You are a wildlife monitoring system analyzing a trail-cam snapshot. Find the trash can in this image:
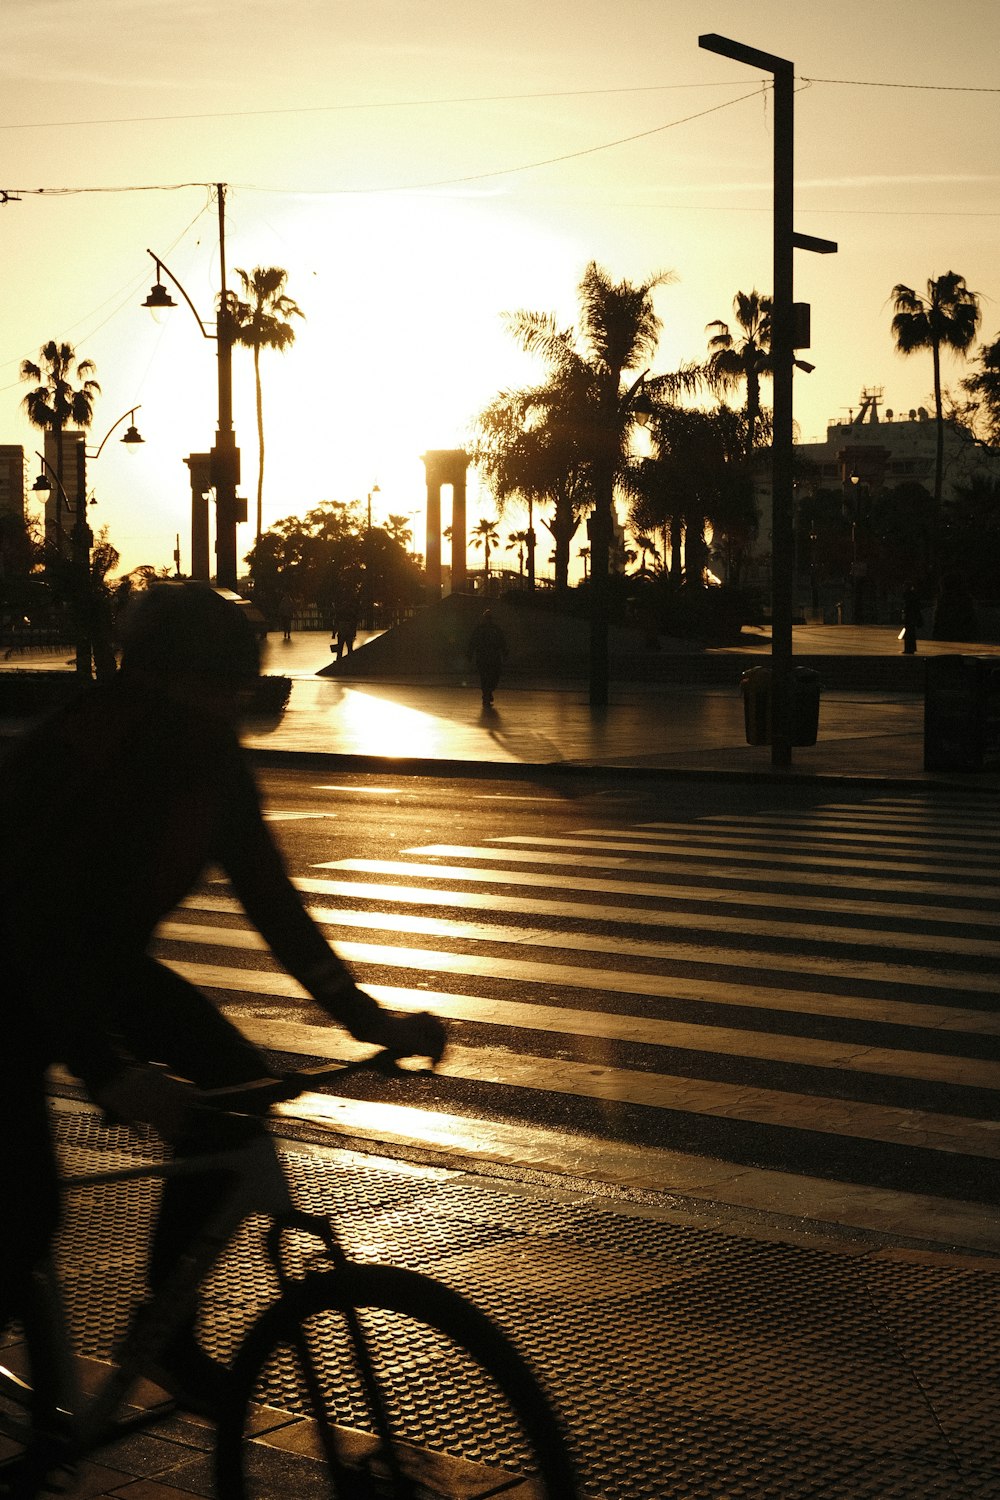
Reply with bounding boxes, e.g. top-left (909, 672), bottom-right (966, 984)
top-left (924, 655), bottom-right (1000, 771)
top-left (742, 666), bottom-right (772, 745)
top-left (741, 666), bottom-right (821, 747)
